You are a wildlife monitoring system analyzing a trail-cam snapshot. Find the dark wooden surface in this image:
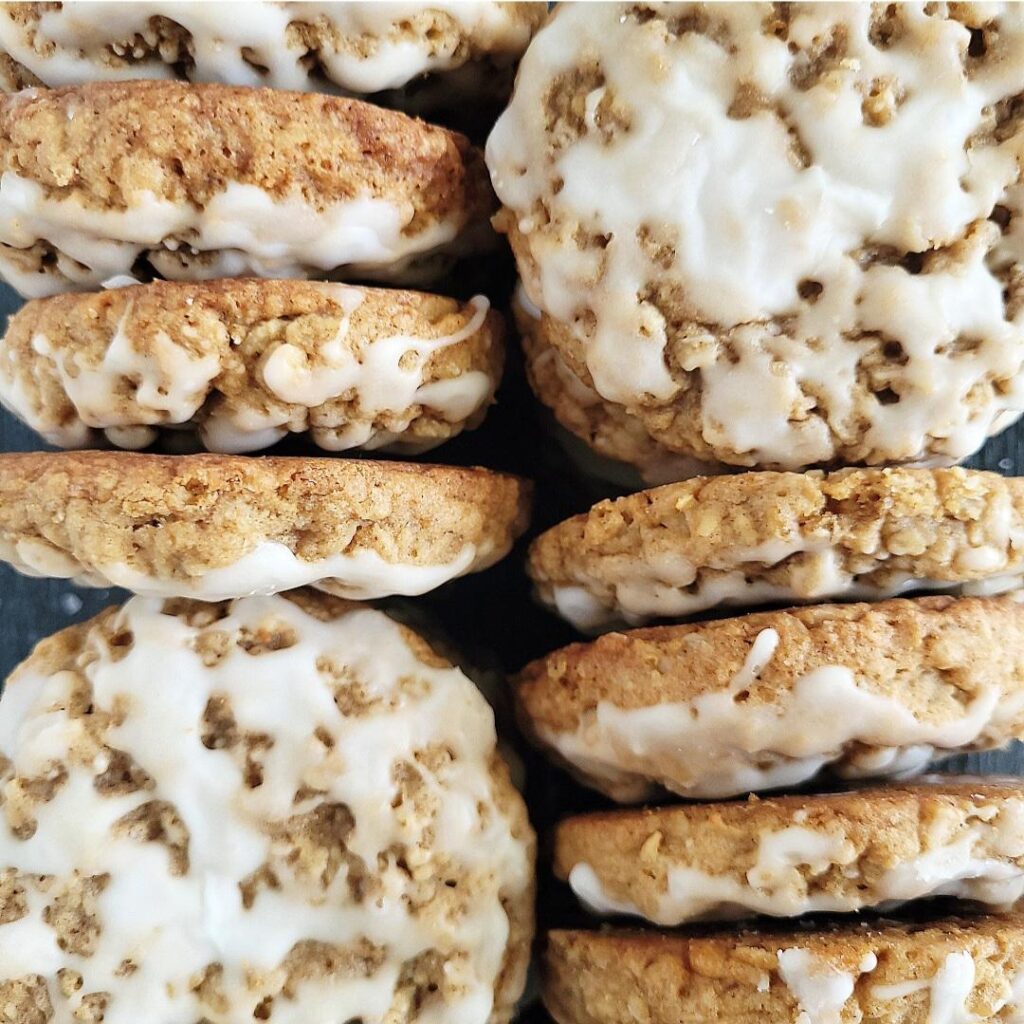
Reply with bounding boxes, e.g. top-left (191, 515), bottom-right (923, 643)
top-left (1, 276), bottom-right (1022, 1013)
